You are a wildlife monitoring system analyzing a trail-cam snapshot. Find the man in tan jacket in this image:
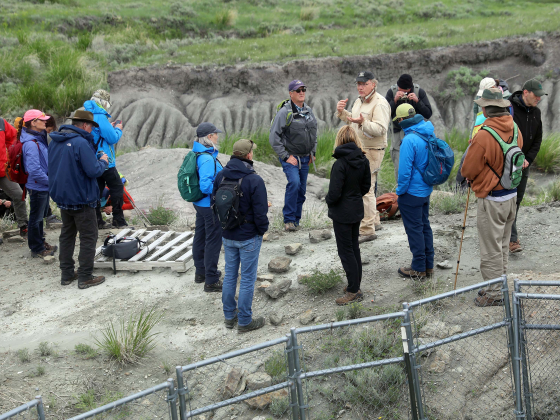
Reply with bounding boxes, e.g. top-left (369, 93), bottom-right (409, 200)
top-left (336, 71), bottom-right (391, 243)
top-left (461, 88), bottom-right (523, 307)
